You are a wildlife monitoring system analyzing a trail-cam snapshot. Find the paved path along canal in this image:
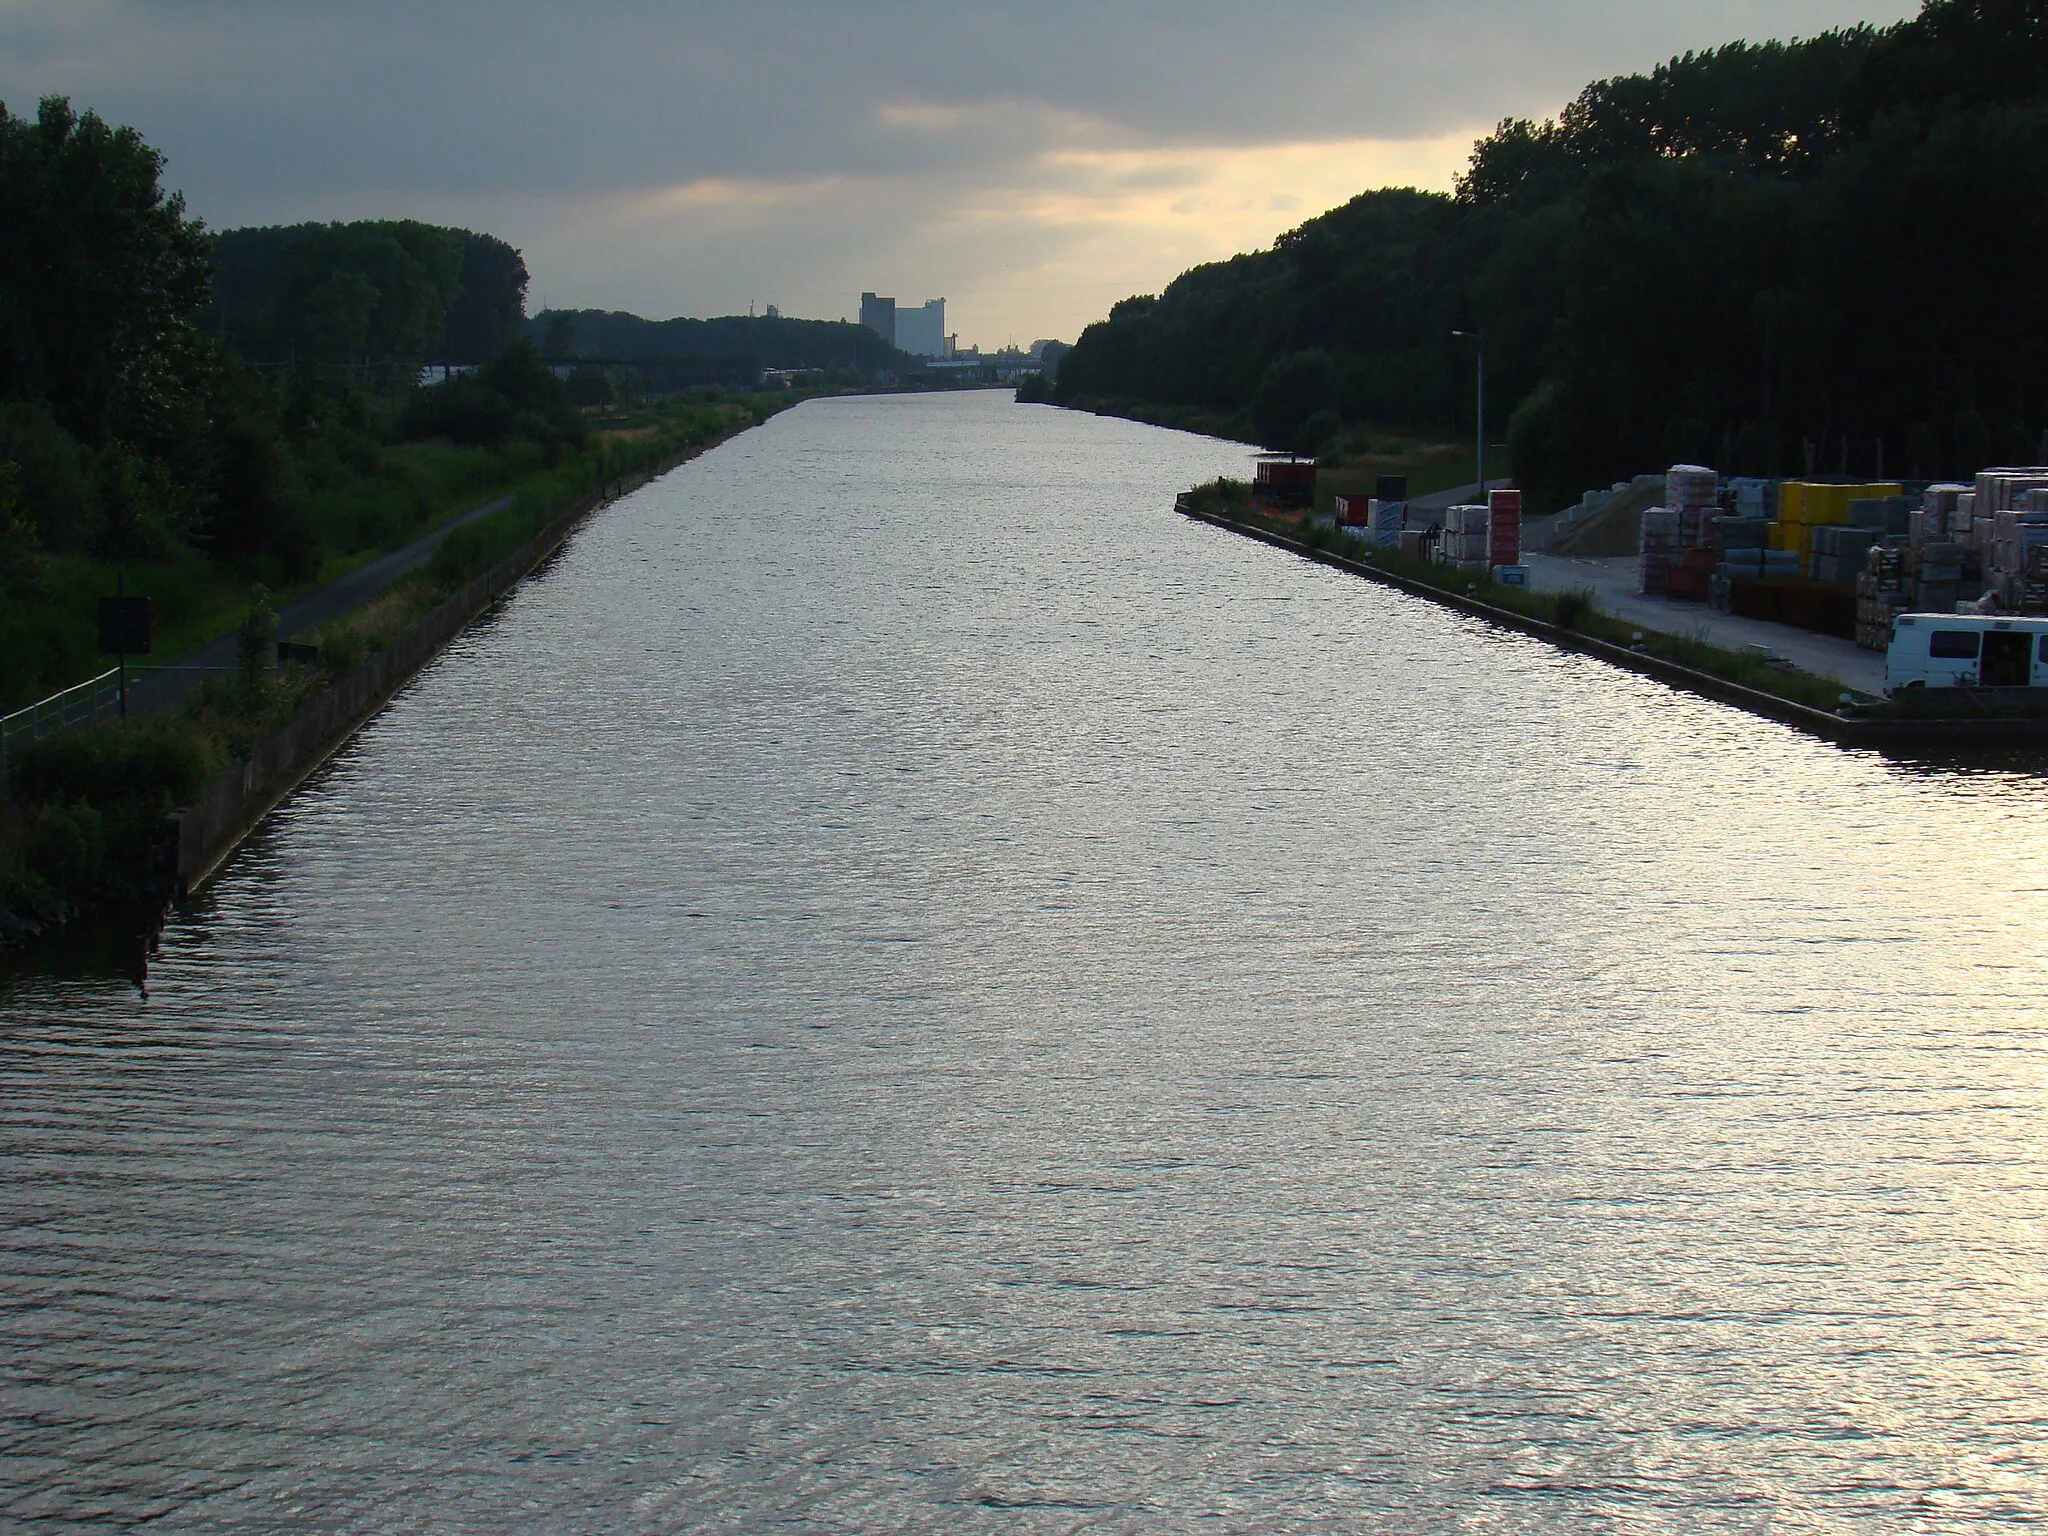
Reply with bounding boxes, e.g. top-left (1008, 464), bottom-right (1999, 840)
top-left (123, 491), bottom-right (514, 716)
top-left (5, 393), bottom-right (2047, 1532)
